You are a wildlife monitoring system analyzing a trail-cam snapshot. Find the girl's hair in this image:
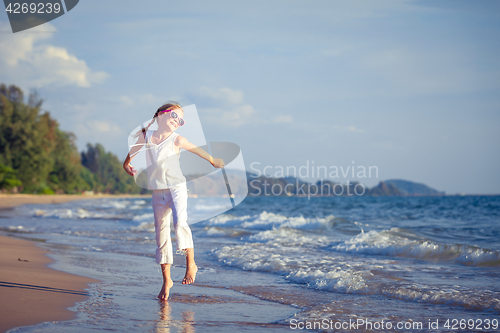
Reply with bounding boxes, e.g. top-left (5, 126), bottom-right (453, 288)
top-left (135, 101), bottom-right (182, 138)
